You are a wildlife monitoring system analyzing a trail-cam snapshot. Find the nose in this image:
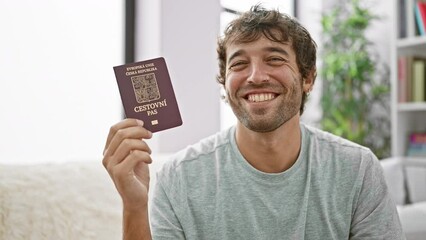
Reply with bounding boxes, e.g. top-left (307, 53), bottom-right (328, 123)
top-left (247, 62), bottom-right (269, 84)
